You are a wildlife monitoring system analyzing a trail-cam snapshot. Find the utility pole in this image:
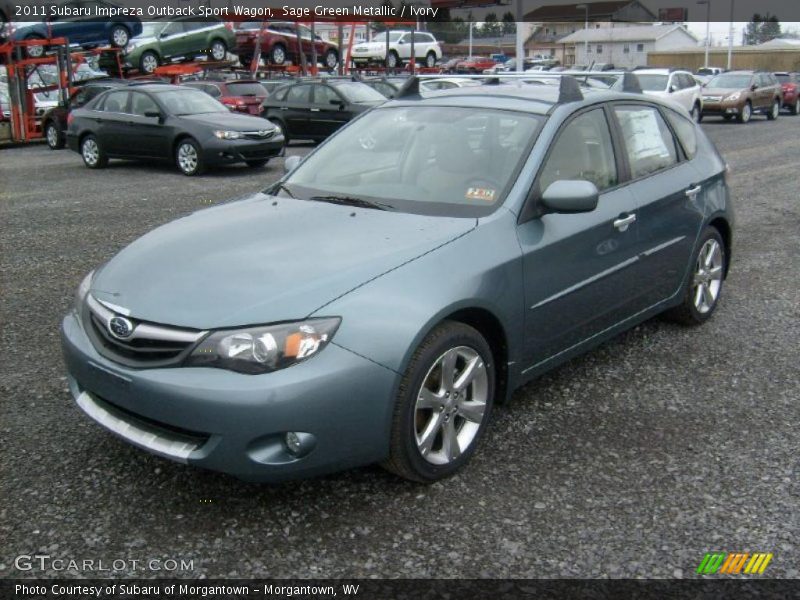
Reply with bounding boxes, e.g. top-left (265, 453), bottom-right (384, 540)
top-left (727, 0), bottom-right (734, 70)
top-left (697, 0), bottom-right (711, 68)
